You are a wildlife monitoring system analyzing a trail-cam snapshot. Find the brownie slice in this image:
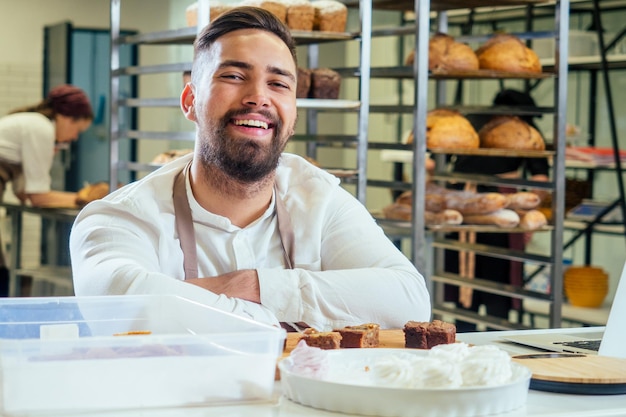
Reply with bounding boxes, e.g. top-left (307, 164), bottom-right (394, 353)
top-left (403, 320), bottom-right (456, 349)
top-left (335, 323), bottom-right (380, 348)
top-left (427, 320), bottom-right (456, 348)
top-left (403, 321), bottom-right (430, 349)
top-left (298, 328), bottom-right (342, 350)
